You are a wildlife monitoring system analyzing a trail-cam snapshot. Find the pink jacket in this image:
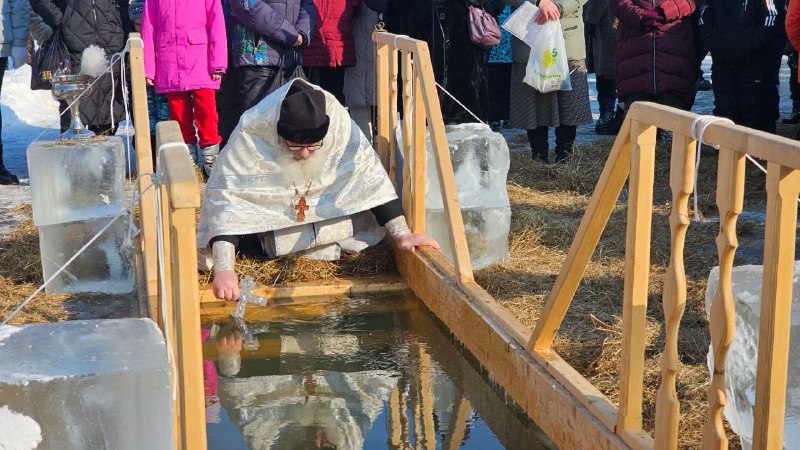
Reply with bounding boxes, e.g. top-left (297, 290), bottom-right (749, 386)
top-left (141, 0), bottom-right (227, 93)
